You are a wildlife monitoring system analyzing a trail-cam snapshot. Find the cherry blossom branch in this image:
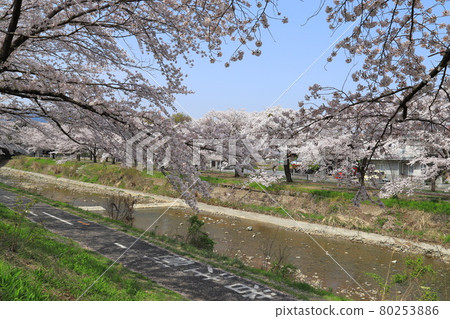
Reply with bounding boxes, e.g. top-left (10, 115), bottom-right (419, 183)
top-left (0, 0), bottom-right (22, 62)
top-left (0, 86), bottom-right (127, 124)
top-left (398, 48), bottom-right (450, 120)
